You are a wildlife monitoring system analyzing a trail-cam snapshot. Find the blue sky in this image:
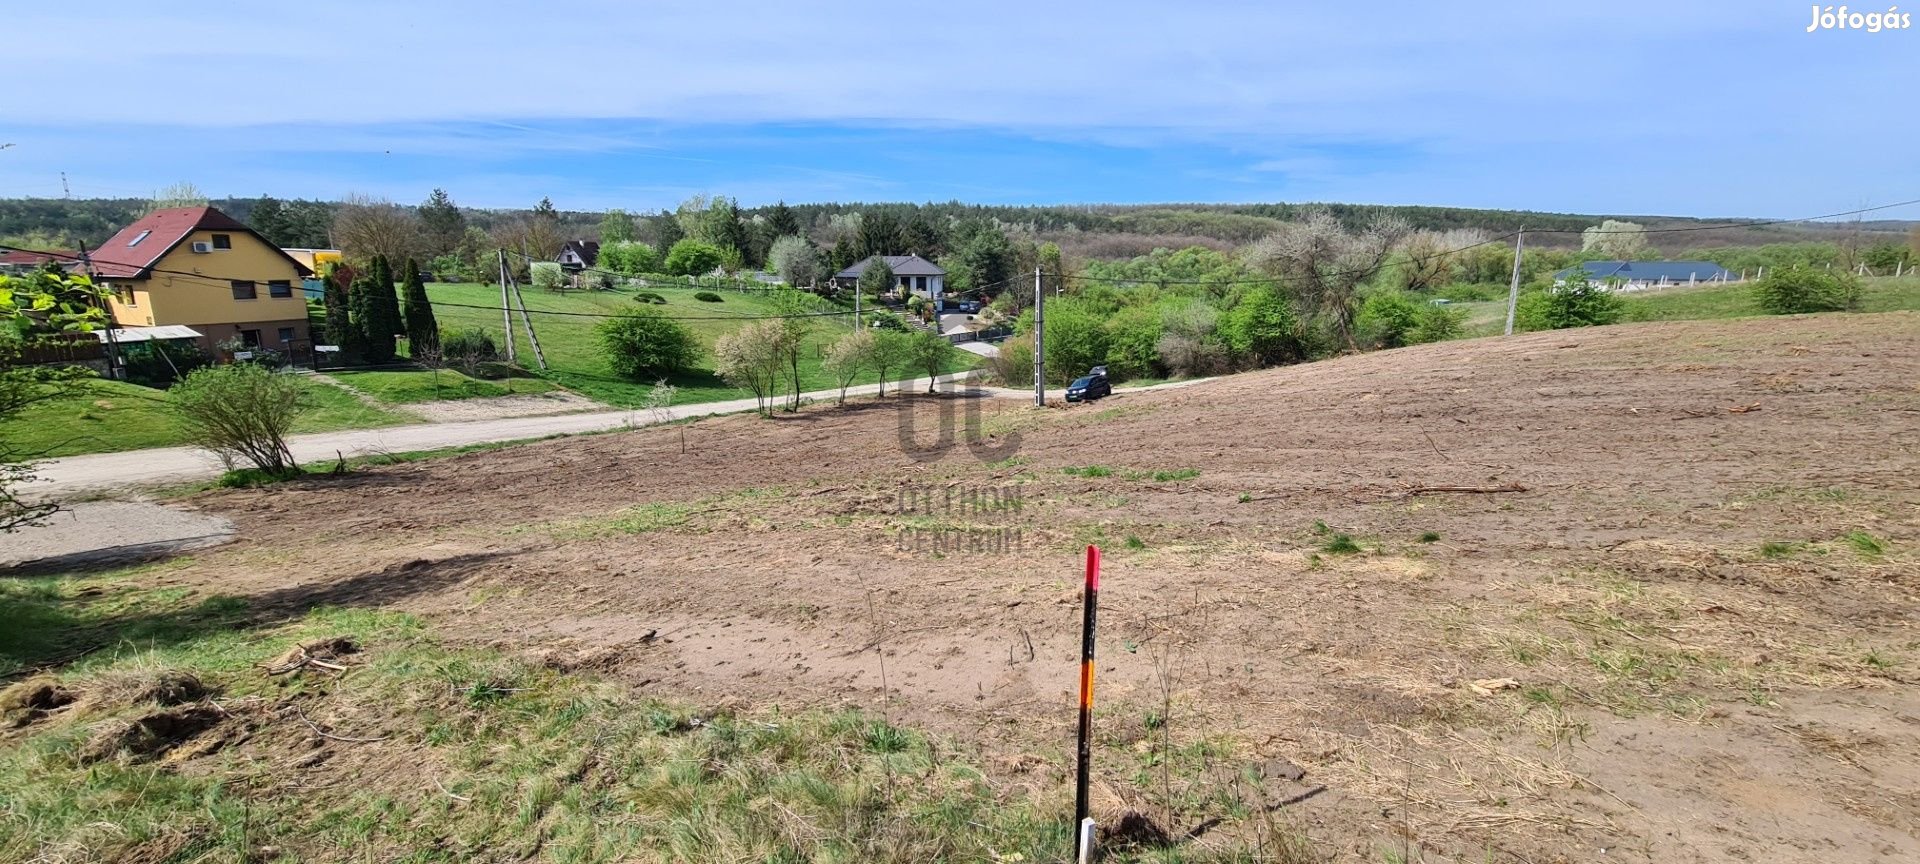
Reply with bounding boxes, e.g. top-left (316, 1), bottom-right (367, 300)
top-left (5, 1), bottom-right (1917, 218)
